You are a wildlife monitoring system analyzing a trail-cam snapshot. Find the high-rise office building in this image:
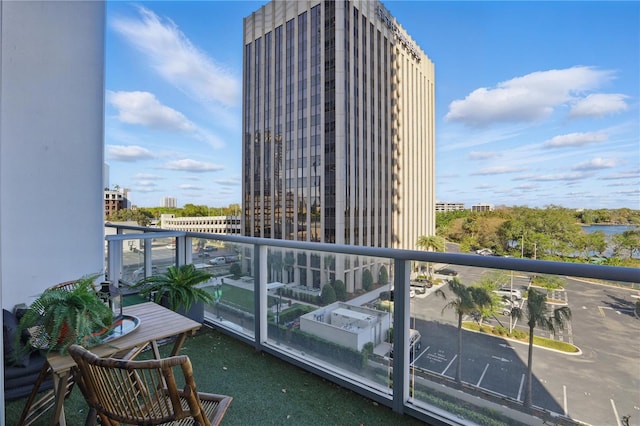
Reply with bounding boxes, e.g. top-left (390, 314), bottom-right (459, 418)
top-left (162, 196), bottom-right (177, 208)
top-left (242, 0), bottom-right (435, 288)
